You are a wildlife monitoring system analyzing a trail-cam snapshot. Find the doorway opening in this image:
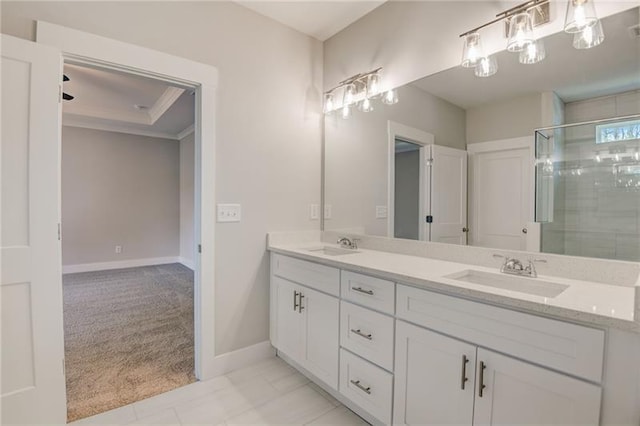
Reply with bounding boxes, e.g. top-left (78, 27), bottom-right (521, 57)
top-left (393, 139), bottom-right (422, 240)
top-left (60, 62), bottom-right (197, 421)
